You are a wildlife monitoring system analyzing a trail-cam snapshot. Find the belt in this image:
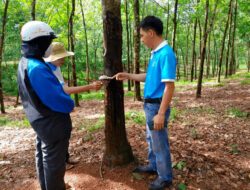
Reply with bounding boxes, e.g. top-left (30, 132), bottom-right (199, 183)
top-left (143, 98), bottom-right (162, 103)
